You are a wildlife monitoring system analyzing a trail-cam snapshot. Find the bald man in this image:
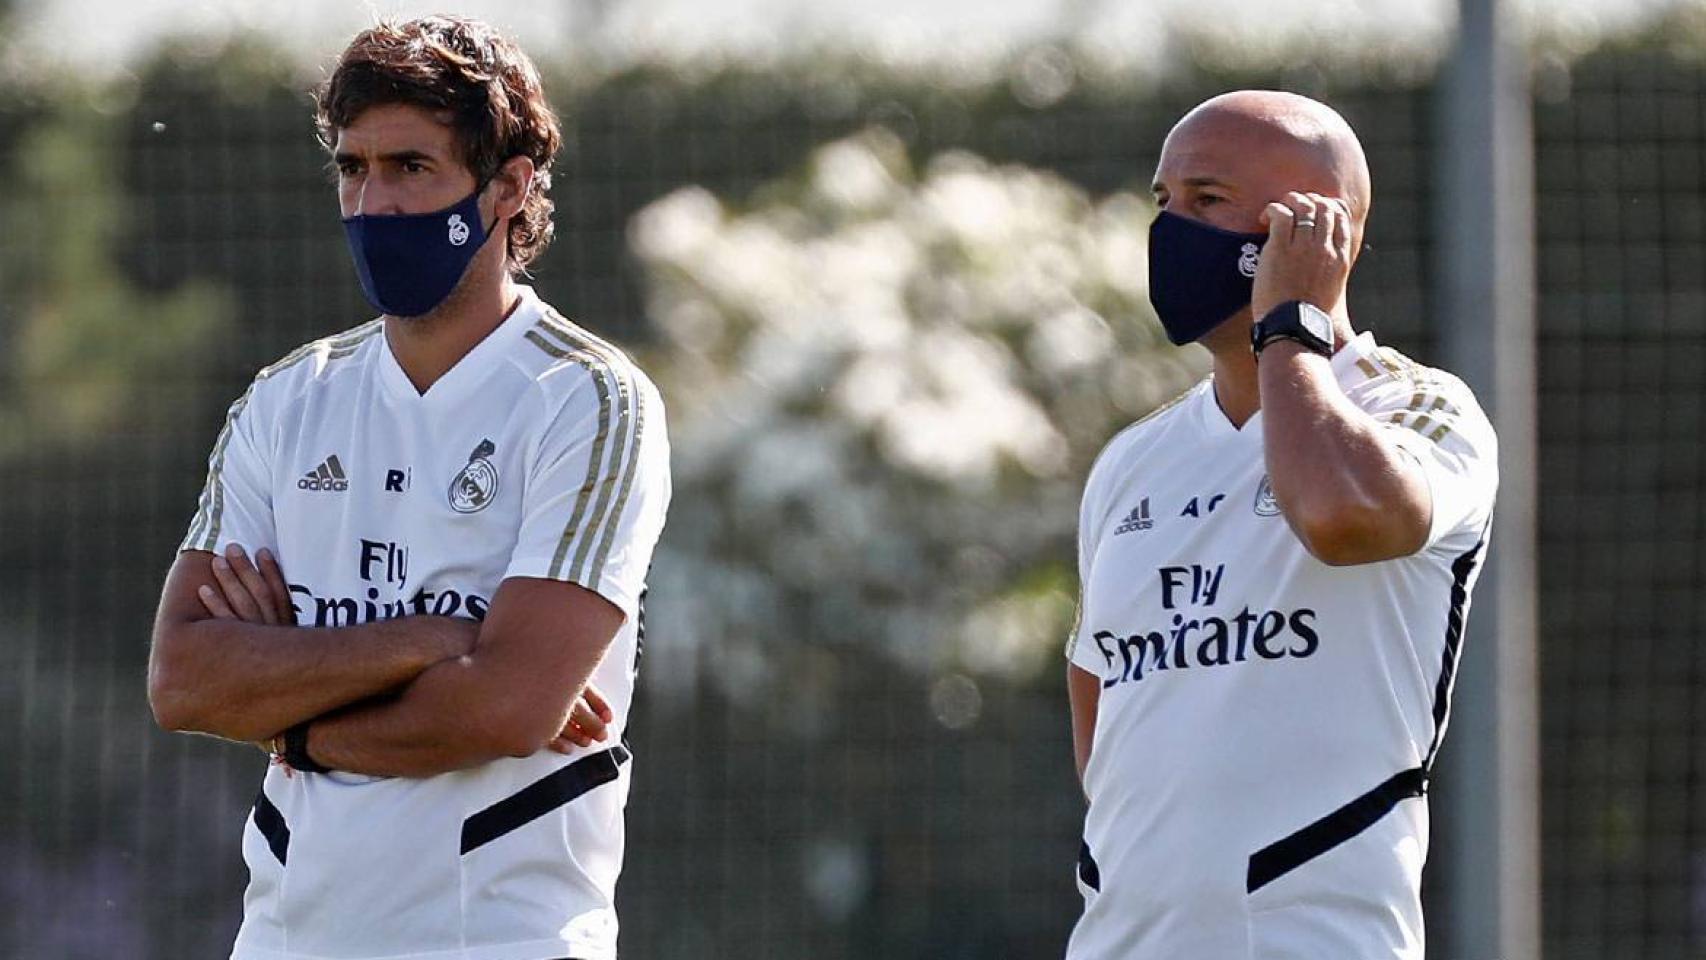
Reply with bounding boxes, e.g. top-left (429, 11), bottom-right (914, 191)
top-left (1063, 91), bottom-right (1498, 959)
